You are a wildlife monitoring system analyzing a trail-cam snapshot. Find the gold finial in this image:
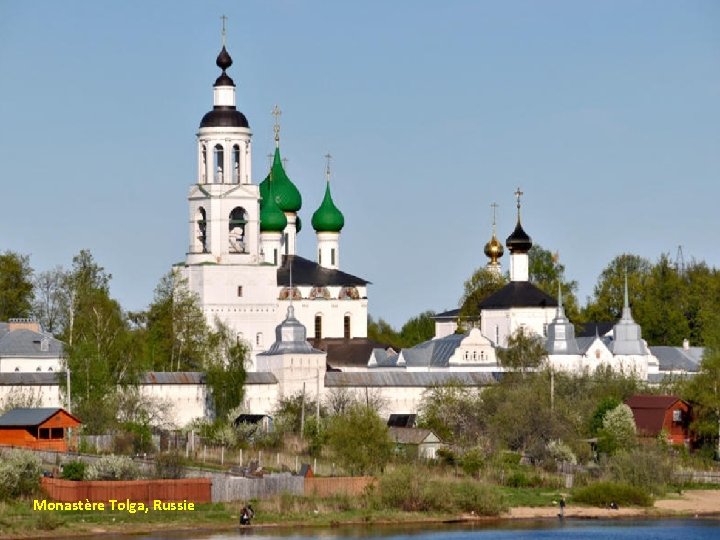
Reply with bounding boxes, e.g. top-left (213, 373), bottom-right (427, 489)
top-left (324, 153), bottom-right (333, 182)
top-left (514, 187), bottom-right (523, 218)
top-left (220, 15), bottom-right (228, 46)
top-left (490, 202), bottom-right (498, 234)
top-left (272, 105), bottom-right (282, 147)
